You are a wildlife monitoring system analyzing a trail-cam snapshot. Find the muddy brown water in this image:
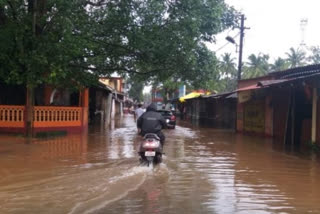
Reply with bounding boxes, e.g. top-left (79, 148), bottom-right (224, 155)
top-left (0, 115), bottom-right (320, 214)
